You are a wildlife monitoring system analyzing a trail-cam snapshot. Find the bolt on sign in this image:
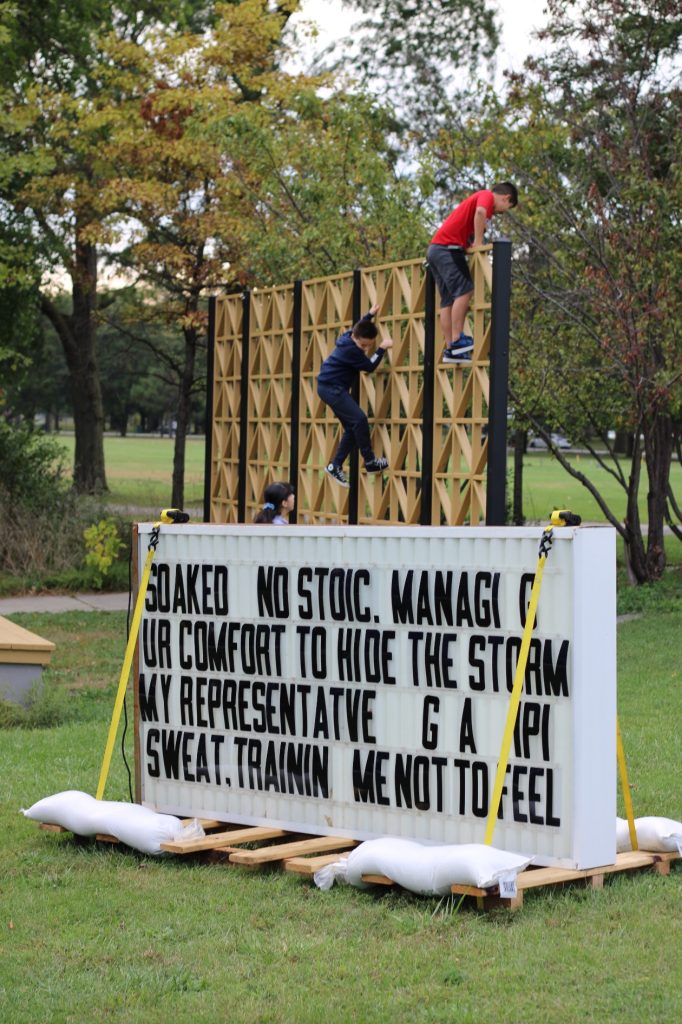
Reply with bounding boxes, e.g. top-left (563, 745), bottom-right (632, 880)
top-left (135, 525), bottom-right (616, 869)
